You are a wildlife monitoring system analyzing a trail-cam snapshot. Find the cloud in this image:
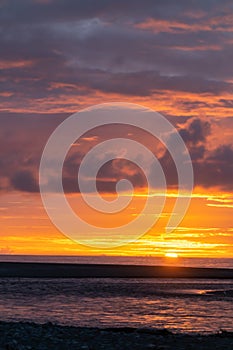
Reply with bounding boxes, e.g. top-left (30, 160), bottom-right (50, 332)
top-left (0, 1), bottom-right (232, 194)
top-left (179, 118), bottom-right (211, 145)
top-left (1, 0), bottom-right (232, 25)
top-left (0, 110), bottom-right (232, 194)
top-left (11, 170), bottom-right (39, 193)
top-left (158, 117), bottom-right (233, 190)
top-left (196, 145), bottom-right (233, 190)
top-left (0, 0), bottom-right (233, 111)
